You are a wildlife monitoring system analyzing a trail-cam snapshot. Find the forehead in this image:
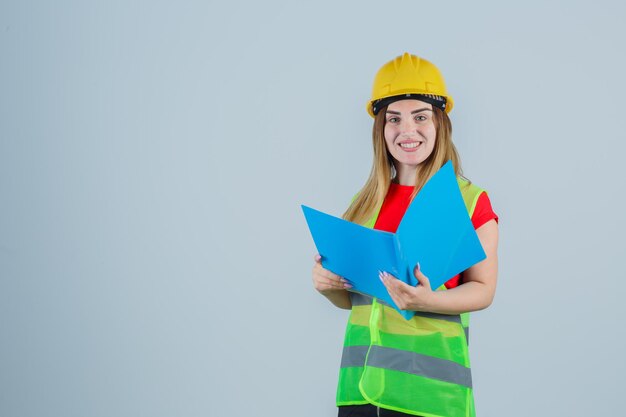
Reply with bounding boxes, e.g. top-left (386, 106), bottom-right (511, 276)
top-left (386, 99), bottom-right (433, 112)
